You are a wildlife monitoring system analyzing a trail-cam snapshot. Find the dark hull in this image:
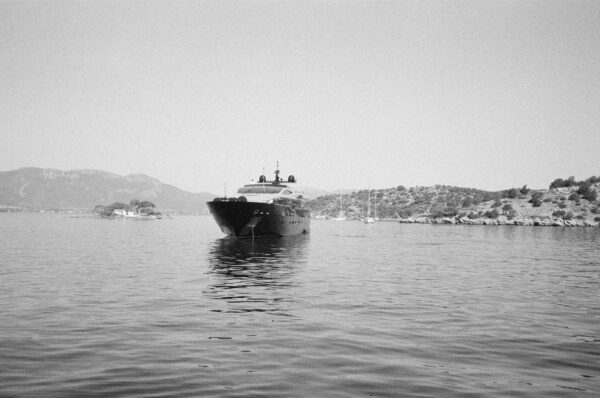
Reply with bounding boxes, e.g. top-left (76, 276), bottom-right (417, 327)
top-left (207, 201), bottom-right (310, 238)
